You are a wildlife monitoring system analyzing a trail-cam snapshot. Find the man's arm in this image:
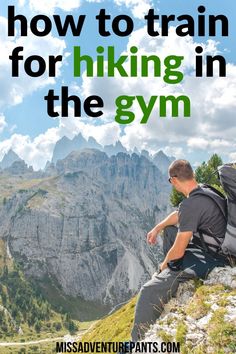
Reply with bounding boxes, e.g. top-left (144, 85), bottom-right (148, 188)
top-left (160, 231), bottom-right (193, 271)
top-left (147, 211), bottom-right (179, 245)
